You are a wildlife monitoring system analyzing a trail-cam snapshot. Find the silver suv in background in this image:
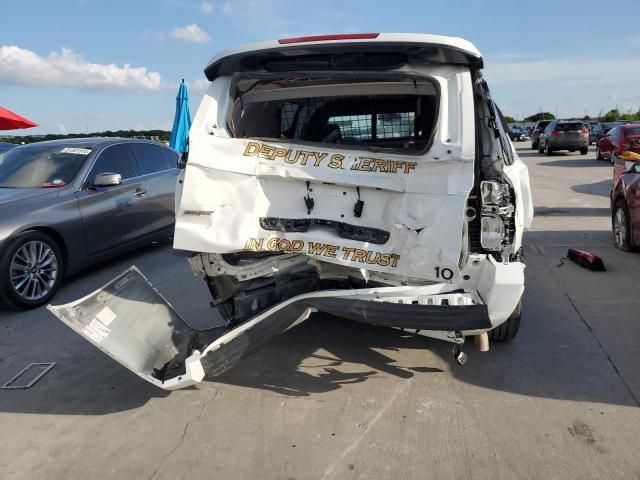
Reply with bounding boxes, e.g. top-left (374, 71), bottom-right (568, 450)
top-left (538, 120), bottom-right (589, 156)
